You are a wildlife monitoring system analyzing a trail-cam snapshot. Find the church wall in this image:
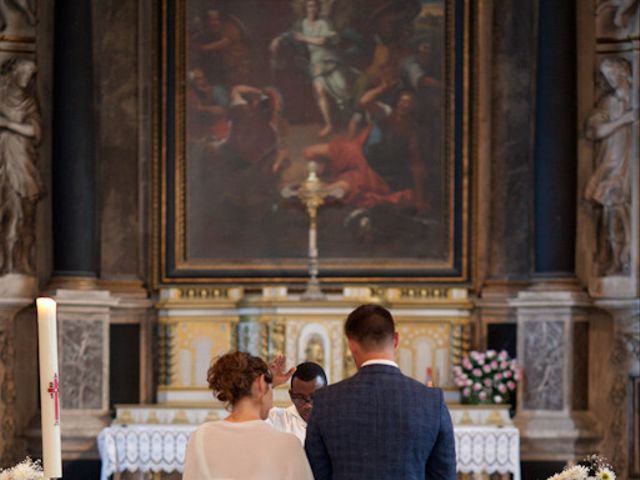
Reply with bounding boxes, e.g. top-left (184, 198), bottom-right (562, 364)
top-left (0, 0), bottom-right (637, 477)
